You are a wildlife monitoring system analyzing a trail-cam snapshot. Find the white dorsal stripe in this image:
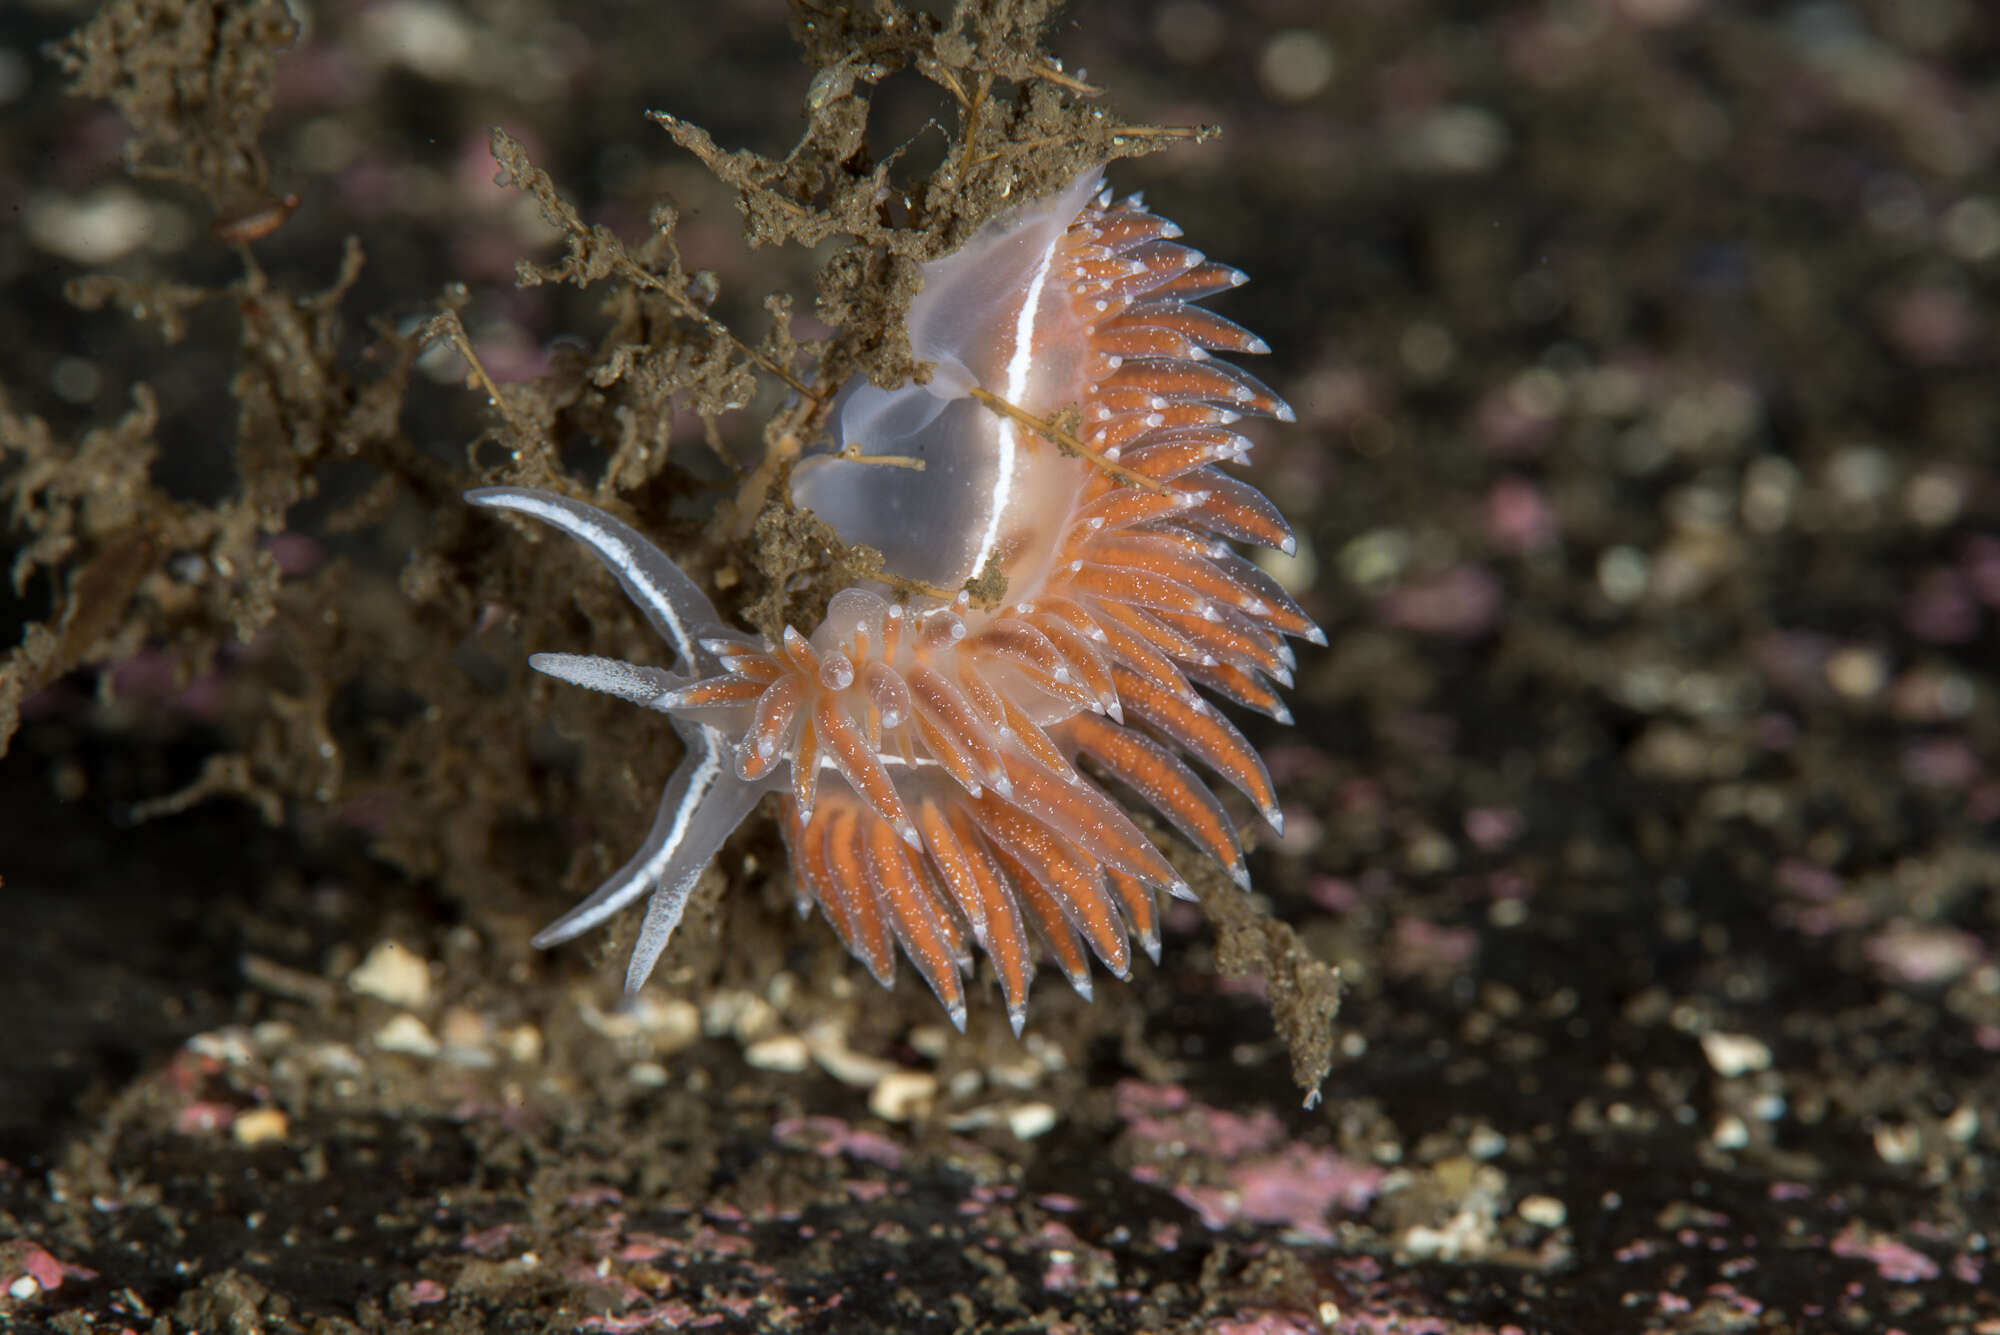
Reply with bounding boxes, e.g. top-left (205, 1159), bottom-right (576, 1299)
top-left (968, 224), bottom-right (1061, 579)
